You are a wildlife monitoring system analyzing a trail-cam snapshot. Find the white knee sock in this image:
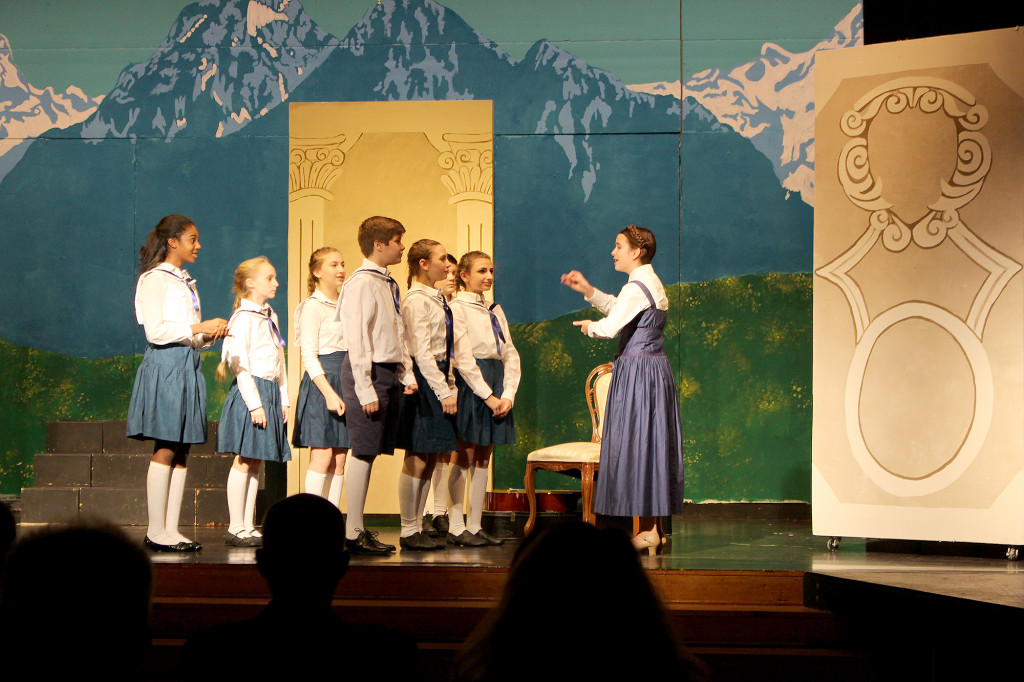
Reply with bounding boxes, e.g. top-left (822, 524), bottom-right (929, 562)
top-left (165, 466), bottom-right (190, 544)
top-left (398, 472), bottom-right (419, 538)
top-left (431, 462), bottom-right (449, 516)
top-left (305, 470), bottom-right (327, 497)
top-left (146, 462), bottom-right (172, 544)
top-left (344, 456), bottom-right (373, 540)
top-left (467, 466), bottom-right (489, 534)
top-left (326, 474), bottom-right (344, 509)
top-left (244, 471), bottom-right (260, 536)
top-left (447, 463), bottom-right (468, 536)
top-left (414, 474), bottom-right (431, 529)
top-left (226, 467), bottom-right (247, 536)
